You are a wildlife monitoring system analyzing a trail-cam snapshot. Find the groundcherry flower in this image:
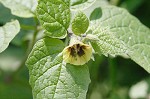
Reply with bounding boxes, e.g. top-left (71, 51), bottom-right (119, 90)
top-left (62, 39), bottom-right (92, 65)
